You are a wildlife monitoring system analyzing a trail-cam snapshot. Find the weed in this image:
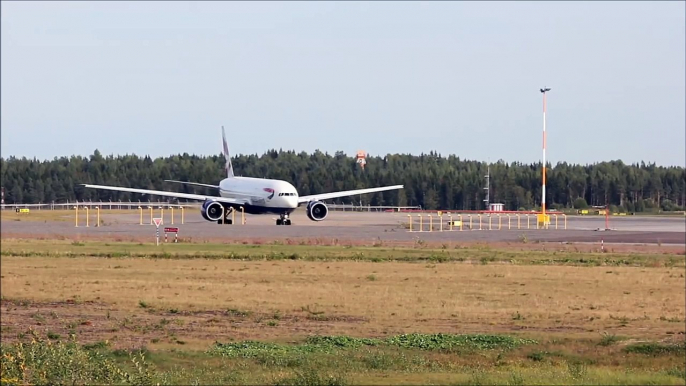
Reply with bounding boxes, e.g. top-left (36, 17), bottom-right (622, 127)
top-left (567, 359), bottom-right (588, 380)
top-left (271, 367), bottom-right (348, 386)
top-left (46, 331), bottom-right (61, 340)
top-left (598, 332), bottom-right (622, 346)
top-left (666, 366), bottom-right (686, 380)
top-left (527, 351), bottom-right (546, 362)
top-left (31, 313), bottom-right (46, 324)
top-left (624, 341), bottom-right (686, 356)
top-left (226, 308), bottom-right (252, 317)
top-left (508, 371), bottom-right (524, 385)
